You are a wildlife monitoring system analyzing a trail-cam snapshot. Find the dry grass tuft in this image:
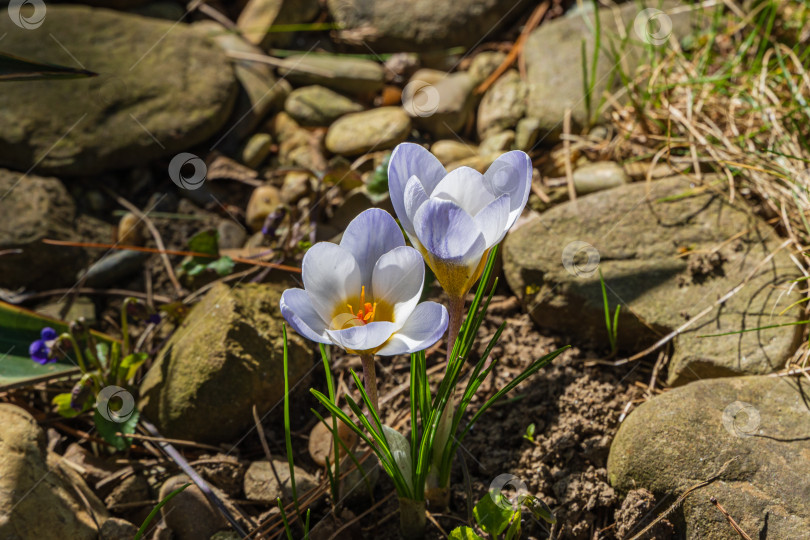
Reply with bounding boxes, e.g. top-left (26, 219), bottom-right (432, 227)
top-left (577, 1), bottom-right (810, 375)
